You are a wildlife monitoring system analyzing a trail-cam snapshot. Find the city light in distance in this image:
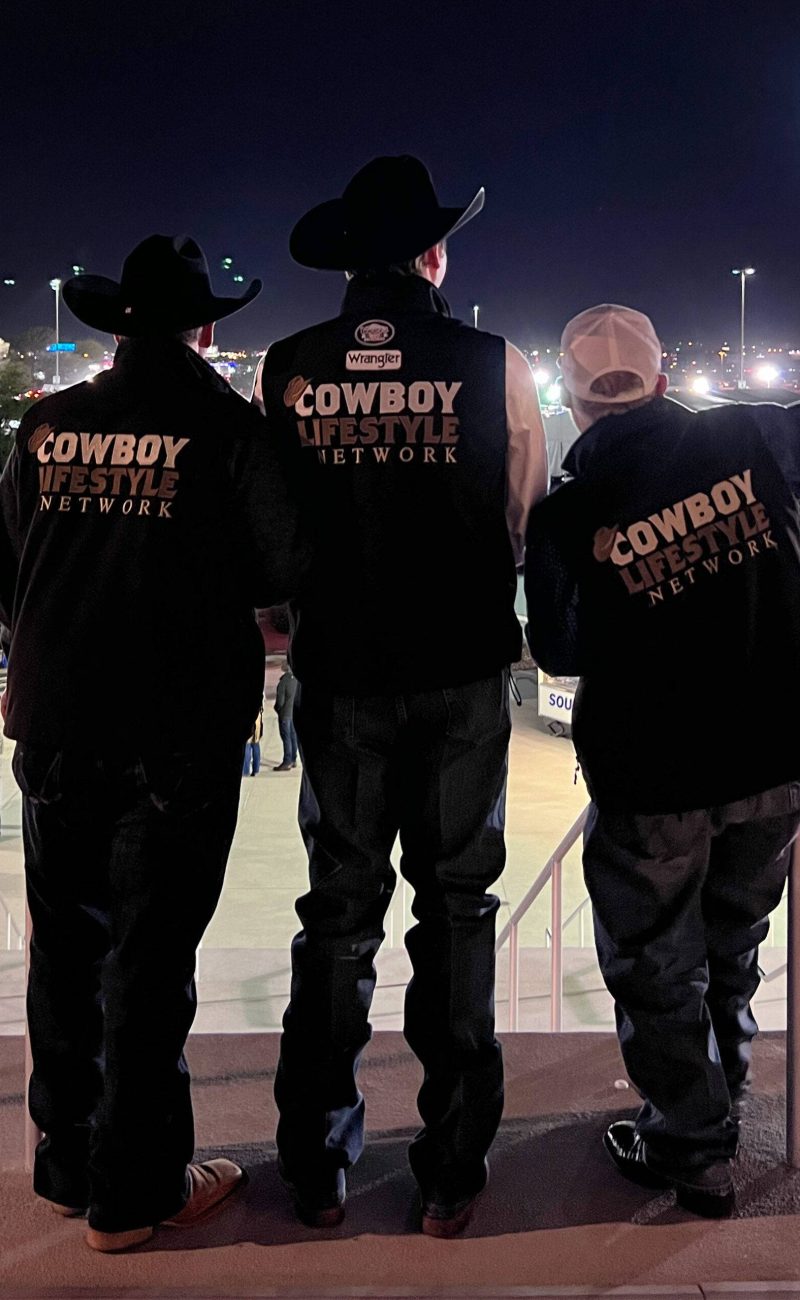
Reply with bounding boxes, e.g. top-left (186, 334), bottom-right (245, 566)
top-left (691, 376), bottom-right (710, 395)
top-left (756, 363), bottom-right (779, 386)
